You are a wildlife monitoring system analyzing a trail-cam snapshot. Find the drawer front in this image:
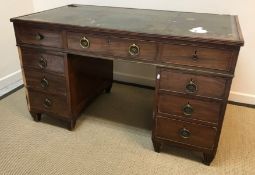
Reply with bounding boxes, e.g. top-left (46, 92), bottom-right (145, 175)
top-left (15, 25), bottom-right (62, 48)
top-left (109, 38), bottom-right (157, 61)
top-left (158, 94), bottom-right (221, 124)
top-left (155, 116), bottom-right (217, 149)
top-left (67, 32), bottom-right (108, 54)
top-left (160, 44), bottom-right (233, 71)
top-left (159, 69), bottom-right (227, 99)
top-left (21, 48), bottom-right (65, 74)
top-left (23, 69), bottom-right (67, 95)
top-left (28, 90), bottom-right (69, 117)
